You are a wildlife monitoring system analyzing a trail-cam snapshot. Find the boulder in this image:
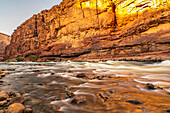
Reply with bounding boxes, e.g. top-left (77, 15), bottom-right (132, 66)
top-left (8, 103), bottom-right (25, 113)
top-left (0, 91), bottom-right (9, 101)
top-left (8, 96), bottom-right (25, 105)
